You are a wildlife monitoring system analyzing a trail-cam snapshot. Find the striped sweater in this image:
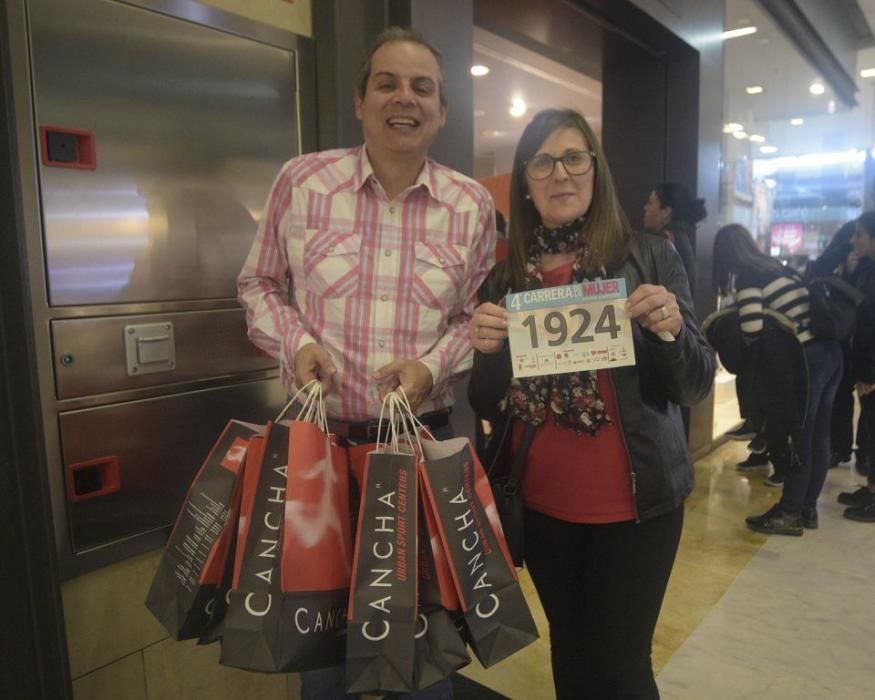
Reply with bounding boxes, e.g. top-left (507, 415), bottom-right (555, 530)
top-left (735, 270), bottom-right (813, 345)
